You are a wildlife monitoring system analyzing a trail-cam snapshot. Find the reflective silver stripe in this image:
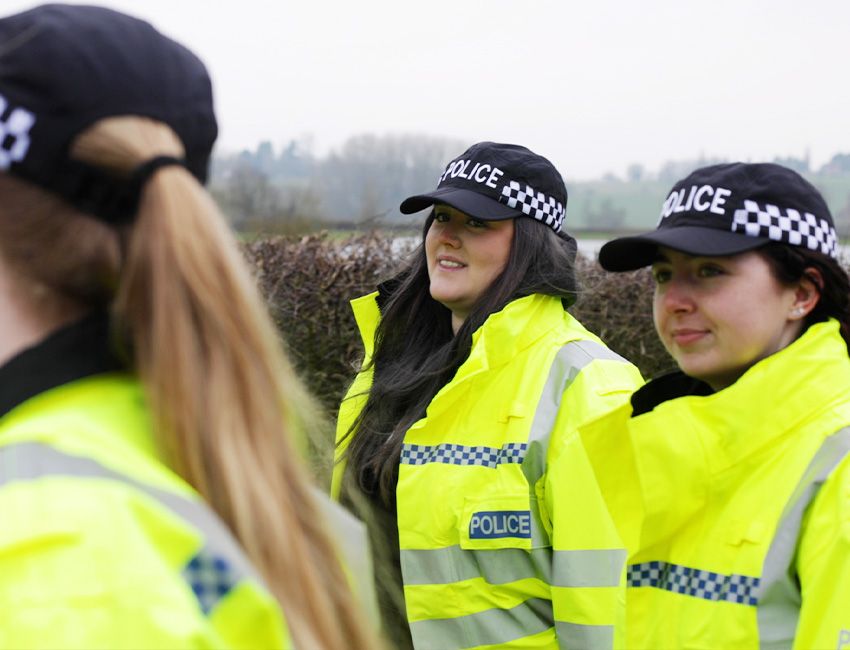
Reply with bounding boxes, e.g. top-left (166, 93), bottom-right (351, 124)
top-left (313, 487), bottom-right (379, 627)
top-left (522, 339), bottom-right (627, 486)
top-left (402, 545), bottom-right (552, 586)
top-left (403, 546), bottom-right (623, 591)
top-left (524, 341), bottom-right (627, 593)
top-left (0, 441), bottom-right (259, 612)
top-left (555, 621), bottom-right (615, 650)
top-left (756, 426), bottom-right (850, 647)
top-left (409, 597), bottom-right (554, 650)
top-left (552, 548), bottom-right (626, 588)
